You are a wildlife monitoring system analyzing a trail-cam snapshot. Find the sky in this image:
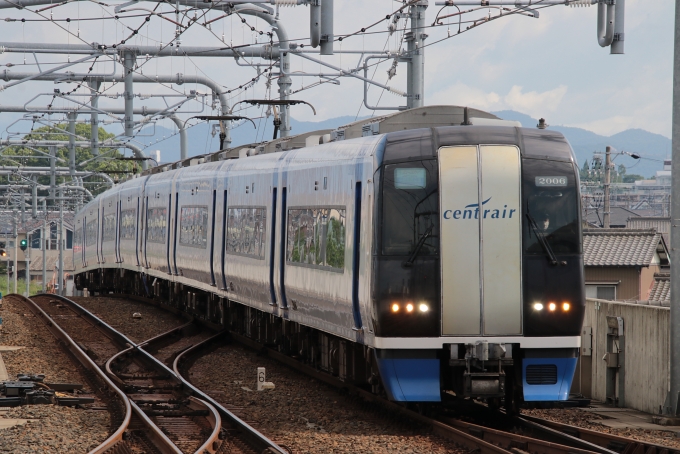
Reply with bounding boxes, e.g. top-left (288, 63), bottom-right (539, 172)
top-left (0, 0), bottom-right (674, 150)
